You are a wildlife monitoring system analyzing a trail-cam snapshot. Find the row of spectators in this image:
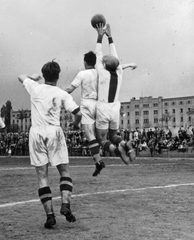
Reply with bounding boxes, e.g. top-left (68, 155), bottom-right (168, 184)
top-left (0, 127), bottom-right (194, 156)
